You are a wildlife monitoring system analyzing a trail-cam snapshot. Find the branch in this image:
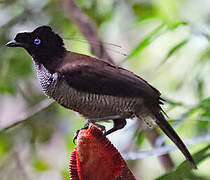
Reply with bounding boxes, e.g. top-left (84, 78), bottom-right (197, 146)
top-left (0, 99), bottom-right (54, 132)
top-left (60, 0), bottom-right (114, 64)
top-left (145, 129), bottom-right (174, 171)
top-left (0, 9), bottom-right (32, 31)
top-left (60, 0), bottom-right (174, 171)
top-left (124, 133), bottom-right (210, 160)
